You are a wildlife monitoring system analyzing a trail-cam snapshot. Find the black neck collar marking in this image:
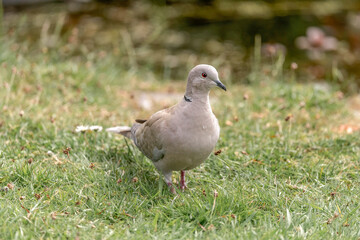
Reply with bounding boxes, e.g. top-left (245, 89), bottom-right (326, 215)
top-left (184, 95), bottom-right (192, 102)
